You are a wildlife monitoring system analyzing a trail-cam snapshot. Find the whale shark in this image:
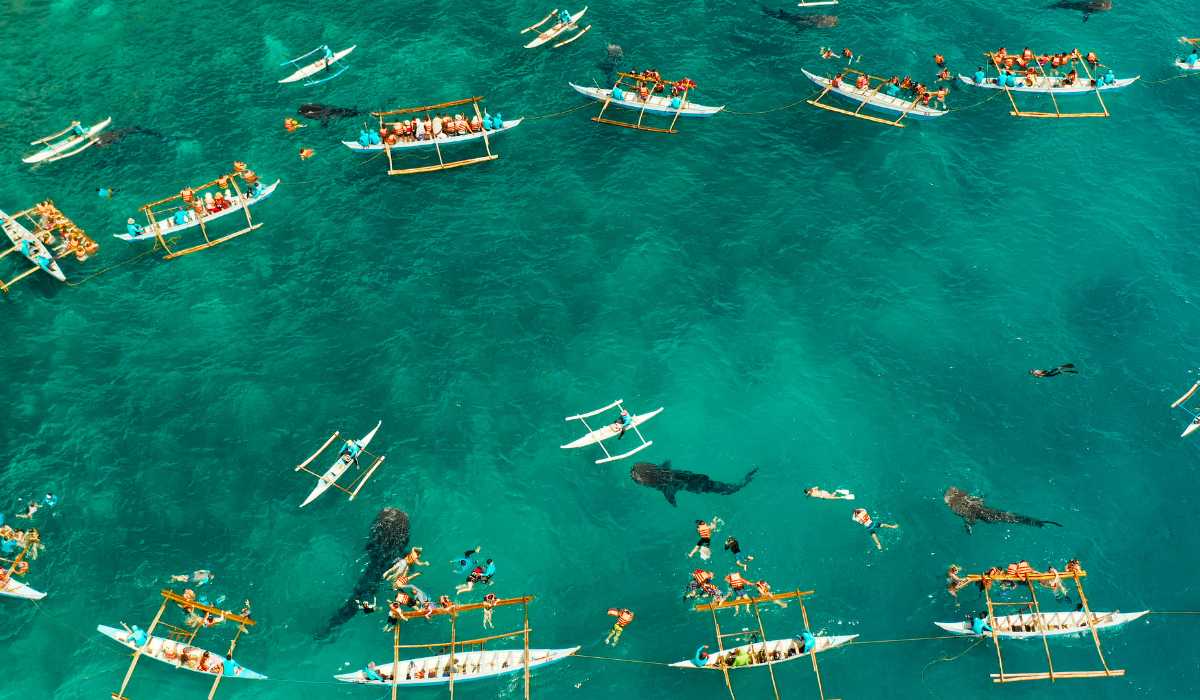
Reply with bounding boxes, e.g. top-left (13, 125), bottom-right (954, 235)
top-left (321, 507), bottom-right (409, 636)
top-left (1048, 0), bottom-right (1111, 21)
top-left (631, 461), bottom-right (757, 506)
top-left (943, 487), bottom-right (1063, 533)
top-left (298, 103), bottom-right (361, 125)
top-left (761, 5), bottom-right (838, 29)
